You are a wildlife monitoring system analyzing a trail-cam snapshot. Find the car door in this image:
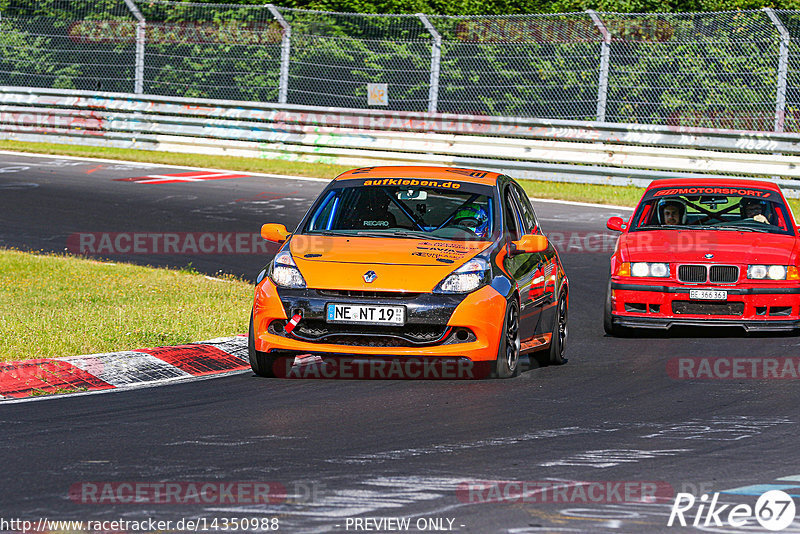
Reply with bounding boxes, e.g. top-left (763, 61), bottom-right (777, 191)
top-left (501, 183), bottom-right (544, 341)
top-left (510, 183), bottom-right (558, 336)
